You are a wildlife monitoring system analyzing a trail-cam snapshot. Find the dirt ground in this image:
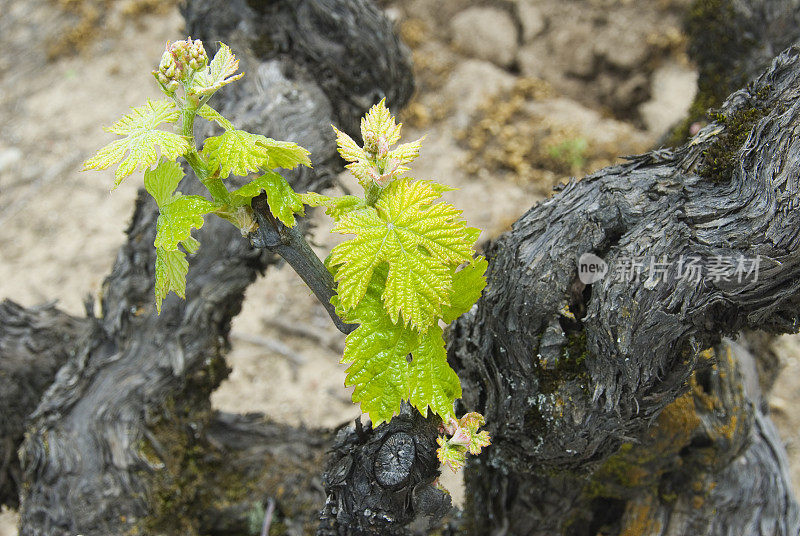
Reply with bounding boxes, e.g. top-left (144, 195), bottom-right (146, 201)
top-left (1, 0), bottom-right (799, 533)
